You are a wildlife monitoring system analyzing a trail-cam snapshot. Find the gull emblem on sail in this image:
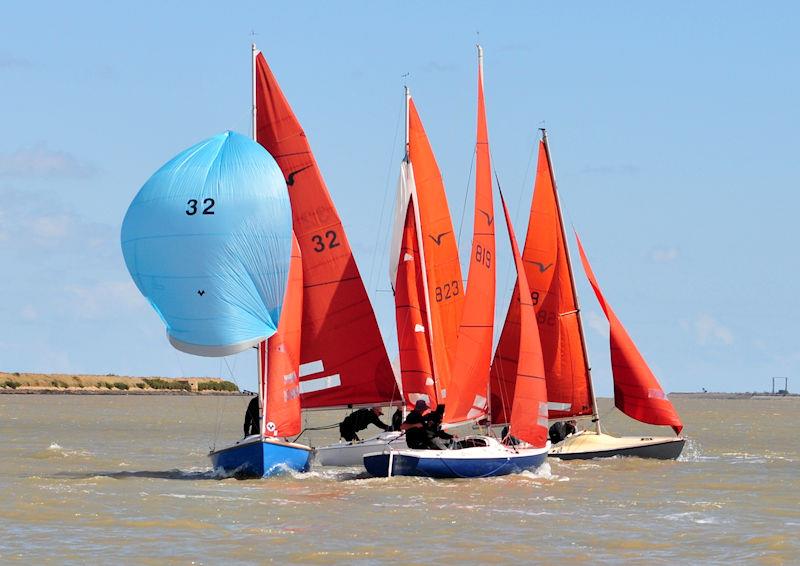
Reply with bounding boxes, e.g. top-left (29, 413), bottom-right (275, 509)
top-left (531, 261), bottom-right (553, 273)
top-left (286, 165), bottom-right (312, 186)
top-left (478, 209), bottom-right (494, 225)
top-left (197, 290), bottom-right (206, 296)
top-left (428, 231), bottom-right (451, 246)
